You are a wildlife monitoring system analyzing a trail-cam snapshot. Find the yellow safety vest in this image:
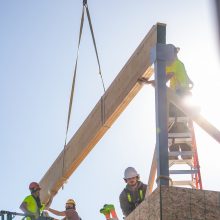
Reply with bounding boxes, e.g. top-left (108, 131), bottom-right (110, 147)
top-left (166, 58), bottom-right (191, 90)
top-left (22, 195), bottom-right (45, 220)
top-left (126, 189), bottom-right (144, 203)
